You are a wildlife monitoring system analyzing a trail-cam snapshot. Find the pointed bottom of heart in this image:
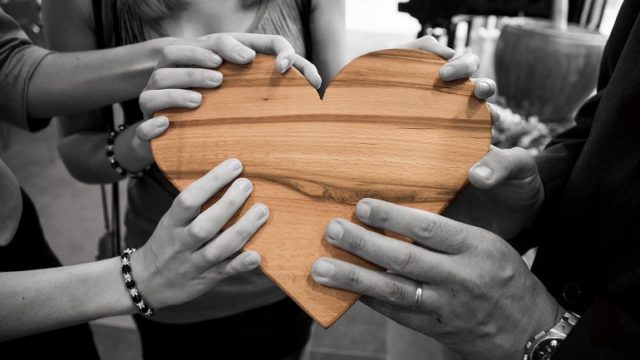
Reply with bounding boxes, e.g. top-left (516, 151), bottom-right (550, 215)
top-left (172, 178), bottom-right (448, 328)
